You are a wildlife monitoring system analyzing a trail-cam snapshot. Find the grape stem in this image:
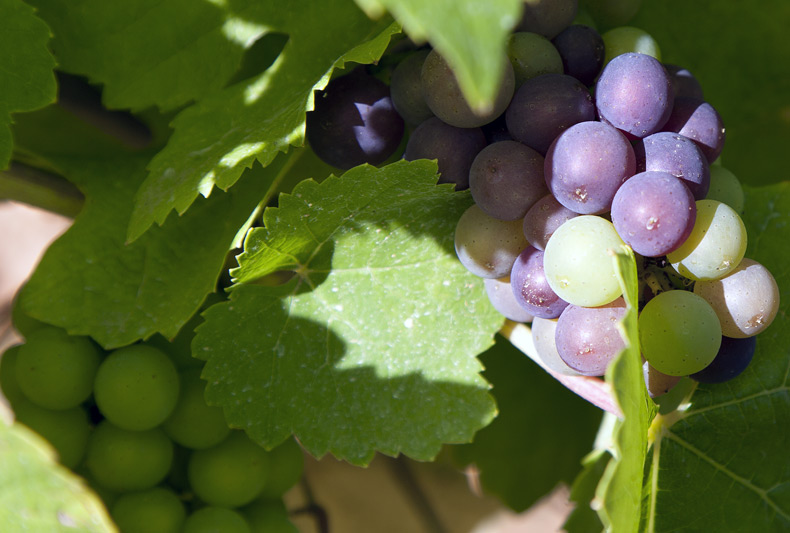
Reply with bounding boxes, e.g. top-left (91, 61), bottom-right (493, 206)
top-left (499, 320), bottom-right (623, 418)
